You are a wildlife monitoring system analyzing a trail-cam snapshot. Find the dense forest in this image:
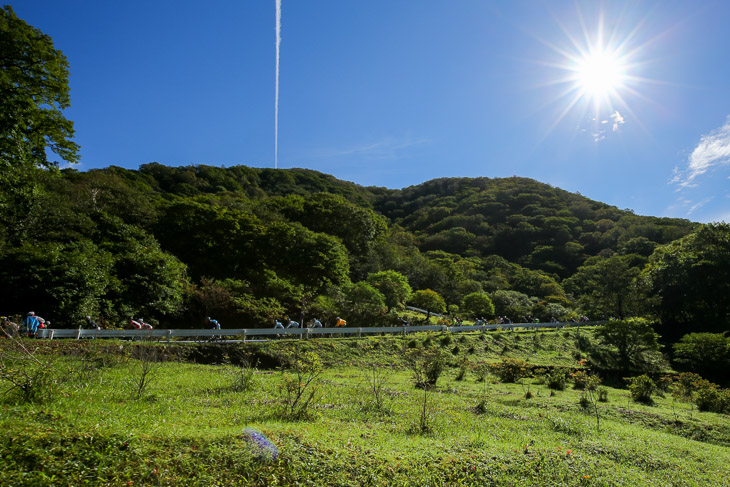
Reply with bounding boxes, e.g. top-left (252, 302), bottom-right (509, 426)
top-left (2, 5), bottom-right (729, 368)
